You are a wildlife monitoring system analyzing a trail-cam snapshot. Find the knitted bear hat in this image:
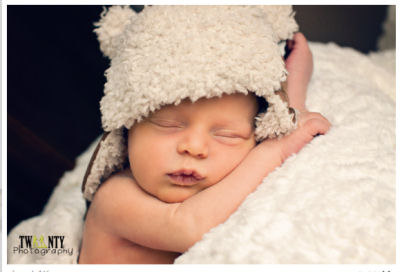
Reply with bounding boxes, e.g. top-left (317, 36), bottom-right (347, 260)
top-left (82, 5), bottom-right (299, 201)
